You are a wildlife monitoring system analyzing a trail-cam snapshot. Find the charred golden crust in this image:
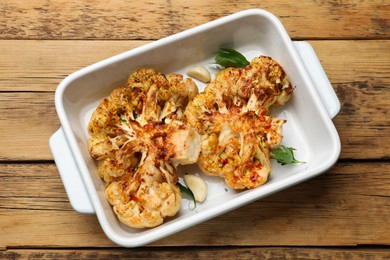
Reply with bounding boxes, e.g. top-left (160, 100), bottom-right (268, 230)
top-left (185, 56), bottom-right (293, 189)
top-left (88, 68), bottom-right (200, 228)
